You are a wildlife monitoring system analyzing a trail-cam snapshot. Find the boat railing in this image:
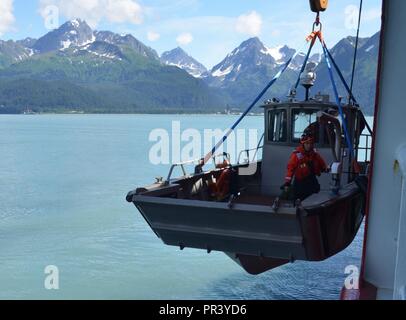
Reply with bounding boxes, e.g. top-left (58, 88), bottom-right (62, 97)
top-left (237, 133), bottom-right (265, 165)
top-left (237, 146), bottom-right (264, 165)
top-left (165, 152), bottom-right (231, 183)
